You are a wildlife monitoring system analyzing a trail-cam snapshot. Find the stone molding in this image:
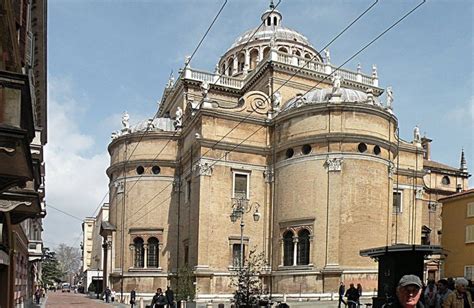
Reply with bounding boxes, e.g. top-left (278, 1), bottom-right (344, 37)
top-left (276, 152), bottom-right (391, 170)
